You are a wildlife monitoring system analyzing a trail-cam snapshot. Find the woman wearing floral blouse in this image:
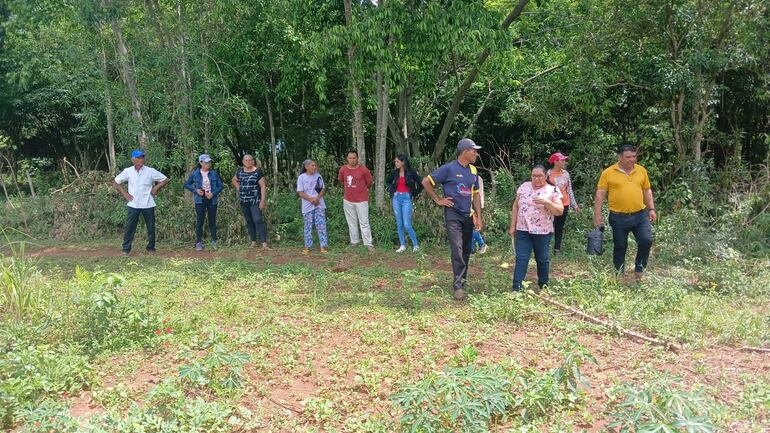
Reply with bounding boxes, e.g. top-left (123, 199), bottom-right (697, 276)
top-left (508, 165), bottom-right (565, 291)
